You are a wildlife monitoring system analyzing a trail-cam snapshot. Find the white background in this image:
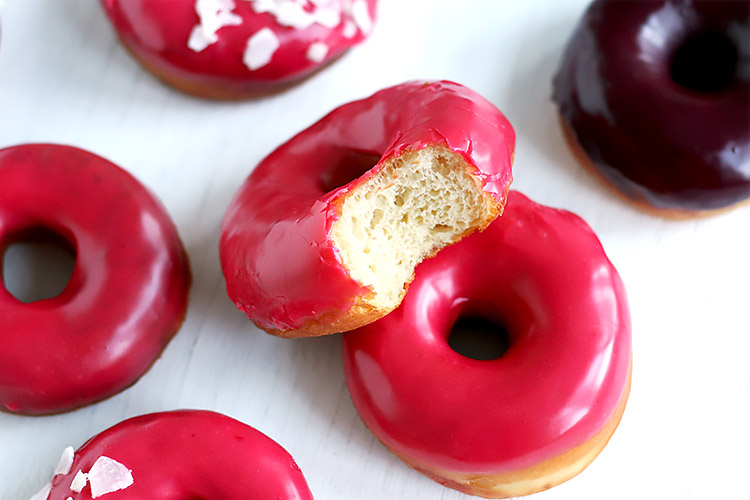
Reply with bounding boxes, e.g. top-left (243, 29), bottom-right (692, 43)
top-left (1, 1), bottom-right (749, 499)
